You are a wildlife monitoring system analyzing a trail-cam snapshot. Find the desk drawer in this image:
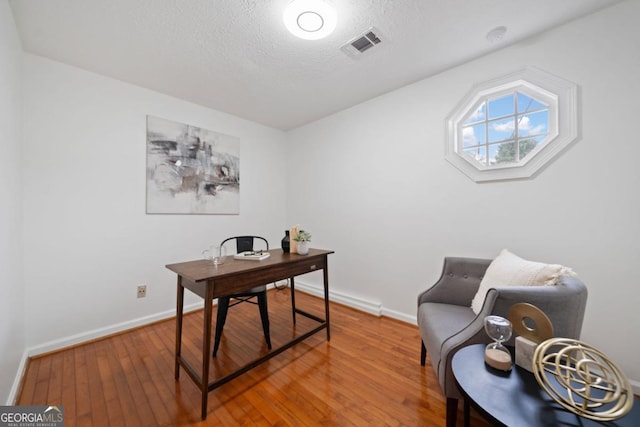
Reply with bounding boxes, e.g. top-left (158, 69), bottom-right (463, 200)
top-left (212, 255), bottom-right (327, 297)
top-left (281, 256), bottom-right (326, 278)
